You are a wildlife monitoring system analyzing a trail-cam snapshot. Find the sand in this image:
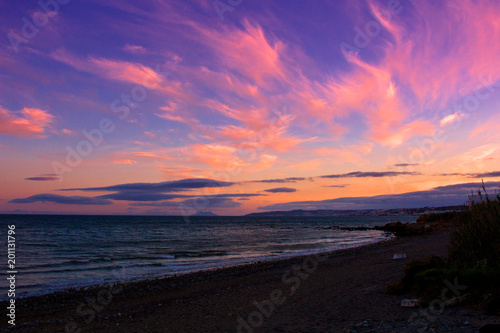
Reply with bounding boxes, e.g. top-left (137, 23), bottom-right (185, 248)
top-left (2, 231), bottom-right (499, 332)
